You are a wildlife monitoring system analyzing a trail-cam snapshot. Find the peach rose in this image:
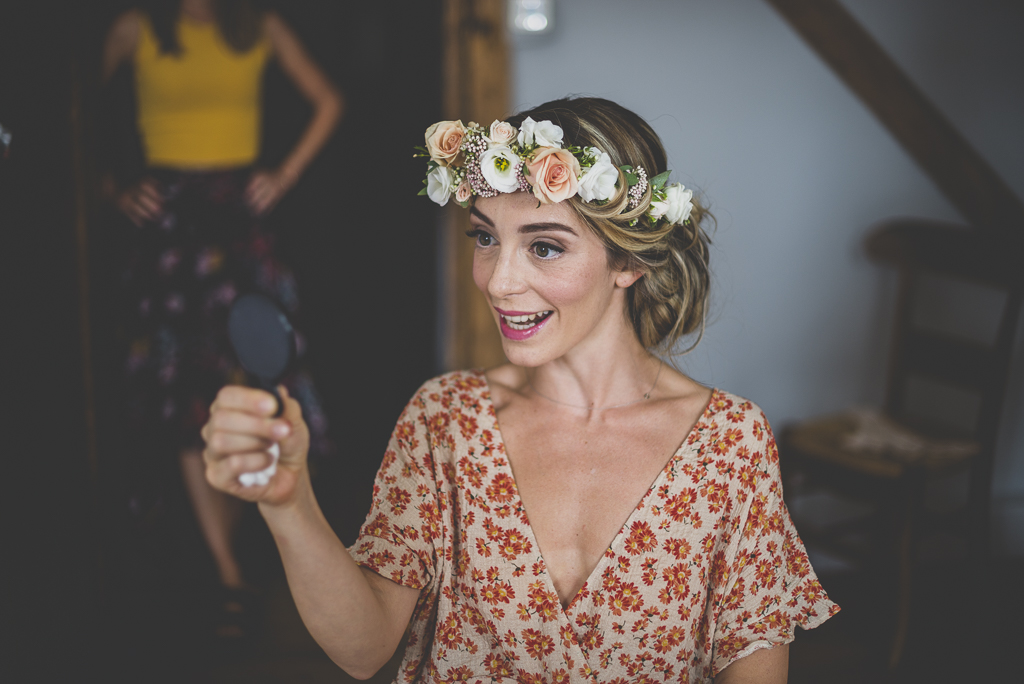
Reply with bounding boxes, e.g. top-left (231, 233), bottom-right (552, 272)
top-left (455, 181), bottom-right (473, 204)
top-left (526, 147), bottom-right (581, 204)
top-left (488, 120), bottom-right (516, 146)
top-left (425, 120), bottom-right (467, 167)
